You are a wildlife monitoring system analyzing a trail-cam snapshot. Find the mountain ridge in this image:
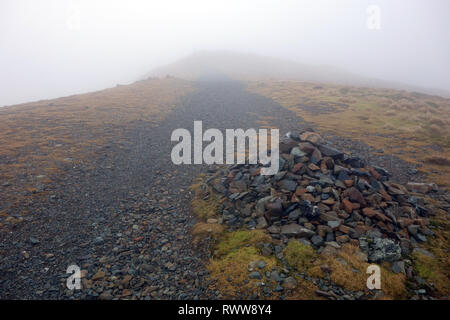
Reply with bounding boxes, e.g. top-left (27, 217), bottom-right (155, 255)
top-left (145, 51), bottom-right (450, 98)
